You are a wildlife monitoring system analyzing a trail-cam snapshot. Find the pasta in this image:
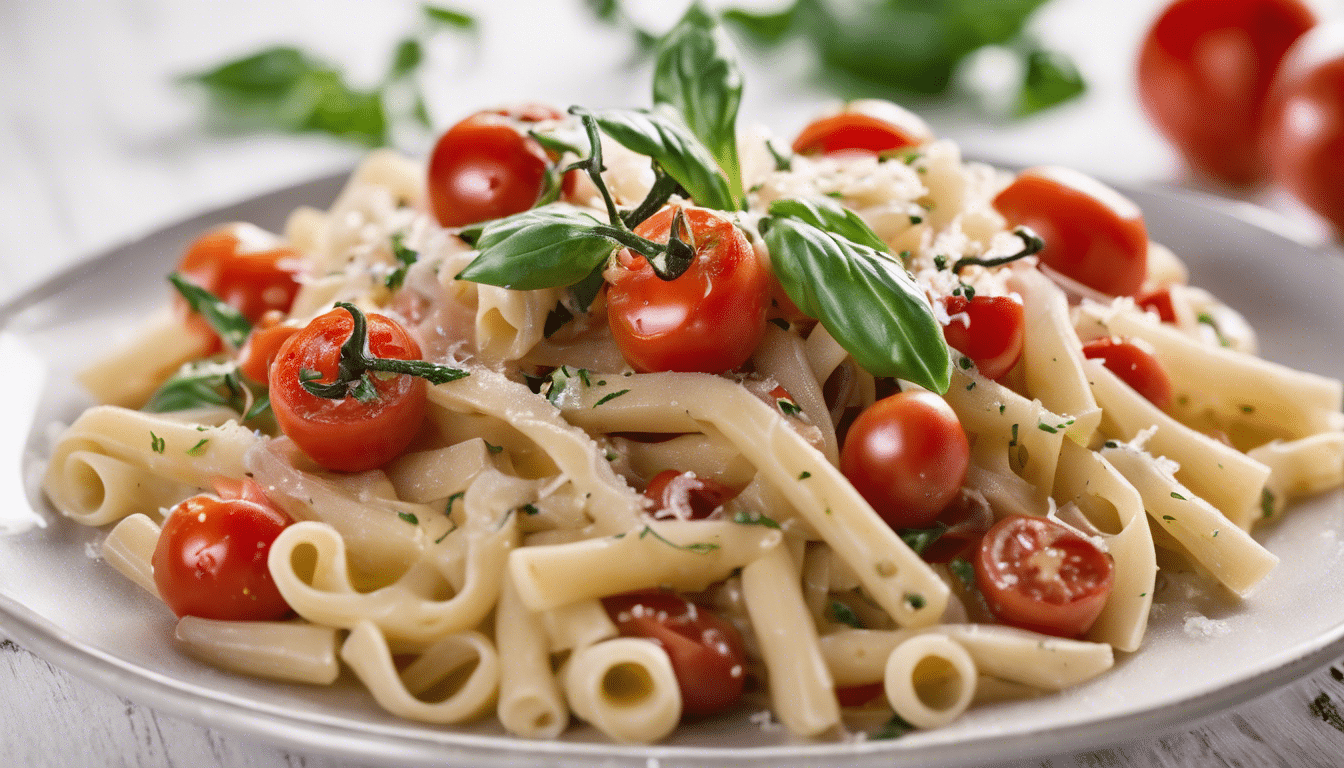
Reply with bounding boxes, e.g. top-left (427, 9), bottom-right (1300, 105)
top-left (37, 9), bottom-right (1344, 748)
